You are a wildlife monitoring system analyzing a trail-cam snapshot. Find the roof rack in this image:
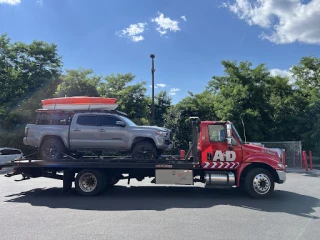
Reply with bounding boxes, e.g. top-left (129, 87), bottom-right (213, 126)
top-left (36, 109), bottom-right (128, 116)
